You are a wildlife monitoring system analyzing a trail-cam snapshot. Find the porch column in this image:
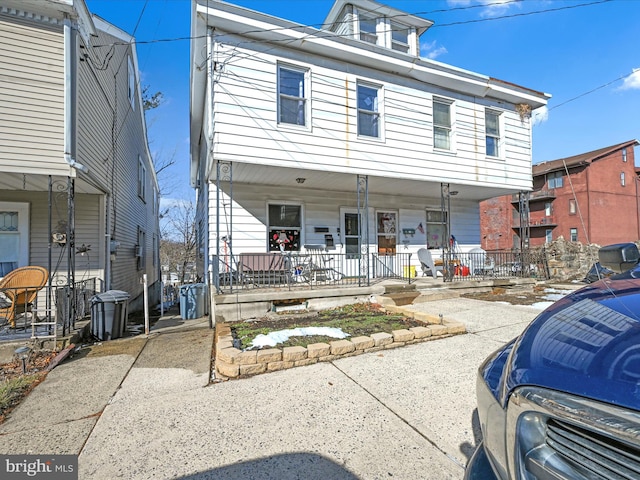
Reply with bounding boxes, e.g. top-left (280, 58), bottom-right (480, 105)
top-left (357, 175), bottom-right (369, 286)
top-left (519, 191), bottom-right (530, 251)
top-left (215, 161), bottom-right (232, 292)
